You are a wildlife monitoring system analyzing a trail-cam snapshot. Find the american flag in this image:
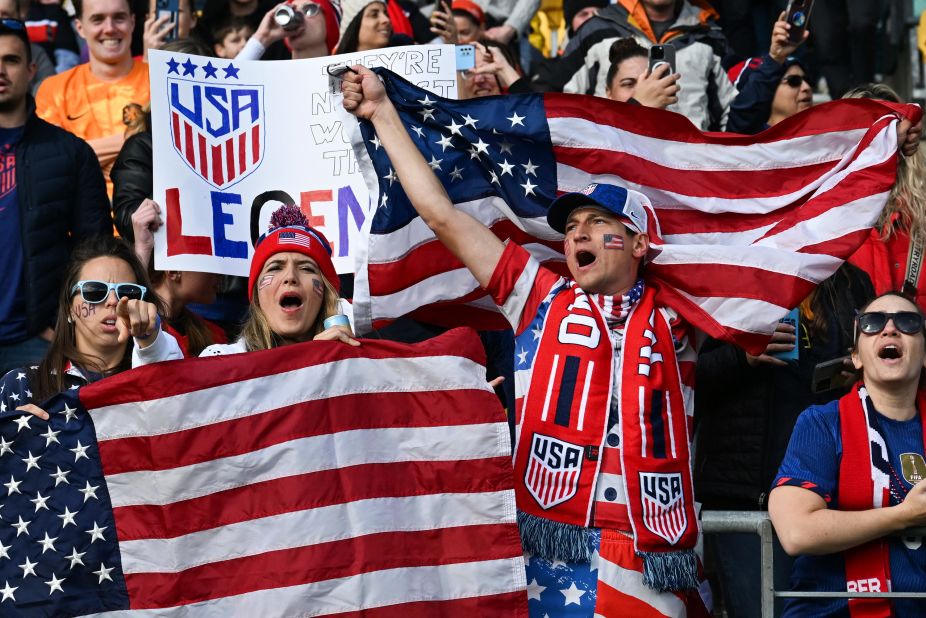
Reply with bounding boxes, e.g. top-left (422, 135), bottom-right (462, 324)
top-left (602, 234), bottom-right (624, 251)
top-left (0, 329), bottom-right (527, 616)
top-left (349, 70), bottom-right (920, 354)
top-left (277, 231), bottom-right (313, 249)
